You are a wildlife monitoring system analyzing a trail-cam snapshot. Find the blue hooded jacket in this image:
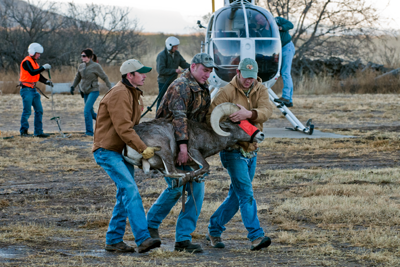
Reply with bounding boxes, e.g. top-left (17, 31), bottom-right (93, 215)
top-left (275, 17), bottom-right (294, 48)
